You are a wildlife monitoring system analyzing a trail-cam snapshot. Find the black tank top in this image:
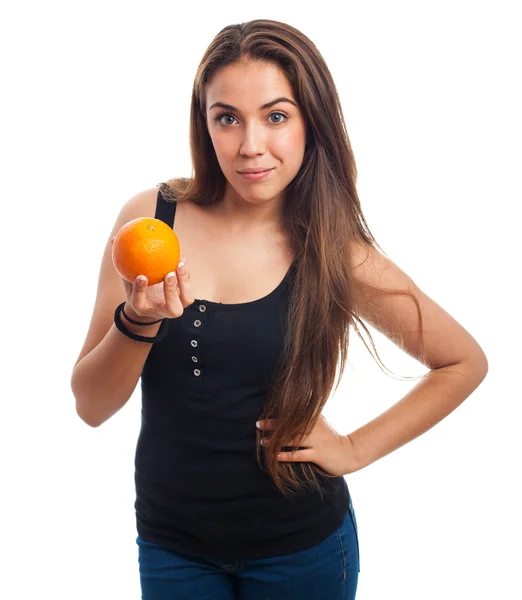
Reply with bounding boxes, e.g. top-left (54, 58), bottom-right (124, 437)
top-left (134, 187), bottom-right (350, 560)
